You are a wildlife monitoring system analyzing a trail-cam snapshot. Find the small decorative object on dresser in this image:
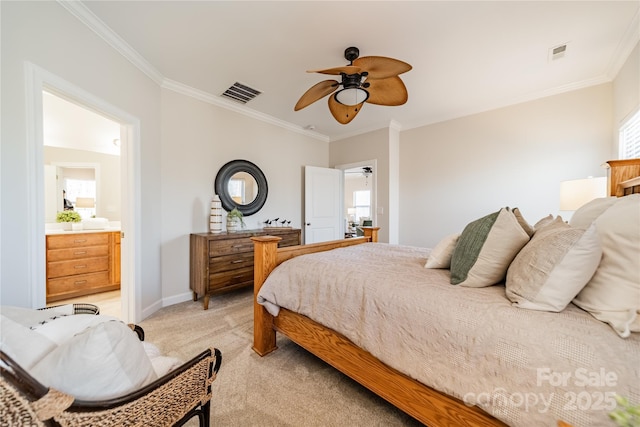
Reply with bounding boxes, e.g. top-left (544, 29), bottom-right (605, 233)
top-left (226, 207), bottom-right (245, 232)
top-left (190, 228), bottom-right (301, 309)
top-left (209, 195), bottom-right (223, 233)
